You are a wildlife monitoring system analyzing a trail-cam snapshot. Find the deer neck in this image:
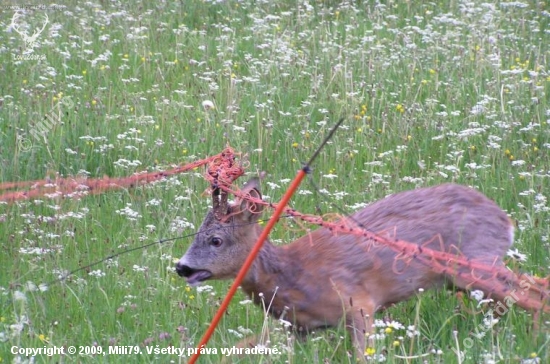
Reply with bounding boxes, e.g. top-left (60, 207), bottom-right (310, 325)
top-left (240, 239), bottom-right (289, 304)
